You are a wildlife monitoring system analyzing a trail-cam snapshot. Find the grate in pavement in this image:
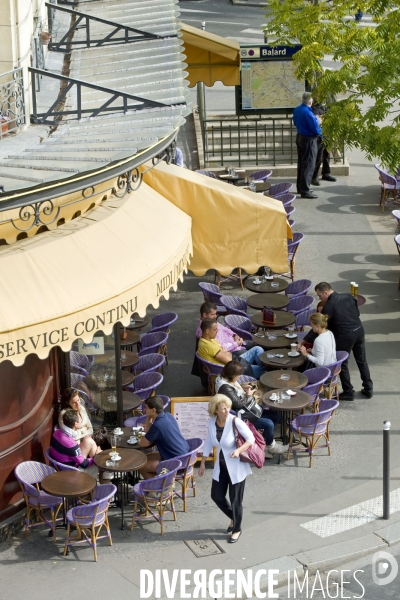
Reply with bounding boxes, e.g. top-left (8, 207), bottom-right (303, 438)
top-left (184, 538), bottom-right (225, 558)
